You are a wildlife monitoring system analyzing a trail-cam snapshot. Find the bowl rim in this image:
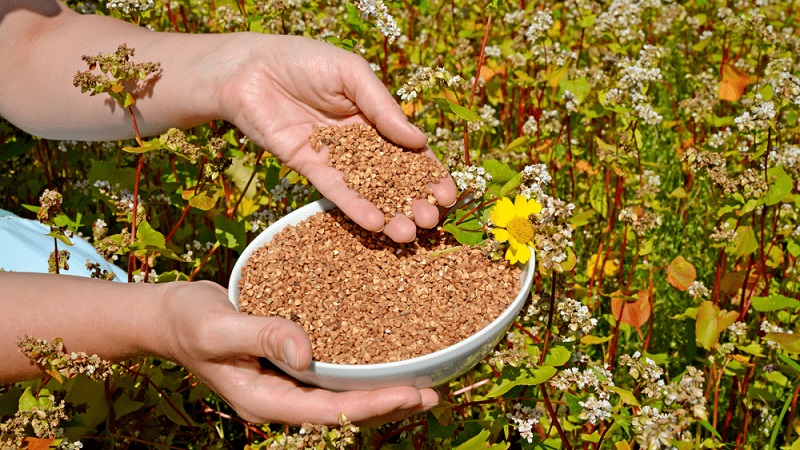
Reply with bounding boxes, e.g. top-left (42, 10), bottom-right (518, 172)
top-left (229, 198), bottom-right (536, 372)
